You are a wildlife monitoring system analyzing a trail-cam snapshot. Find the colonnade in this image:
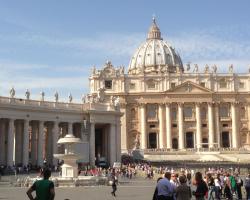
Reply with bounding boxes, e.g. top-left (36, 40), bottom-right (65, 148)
top-left (0, 119), bottom-right (85, 167)
top-left (139, 102), bottom-right (240, 150)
